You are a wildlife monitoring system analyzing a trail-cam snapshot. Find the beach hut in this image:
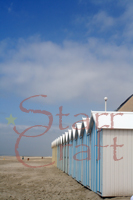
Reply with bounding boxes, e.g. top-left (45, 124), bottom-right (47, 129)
top-left (51, 139), bottom-right (57, 167)
top-left (59, 135), bottom-right (63, 171)
top-left (76, 123), bottom-right (82, 183)
top-left (88, 111), bottom-right (133, 197)
top-left (68, 129), bottom-right (73, 176)
top-left (56, 138), bottom-right (59, 168)
top-left (85, 118), bottom-right (91, 189)
top-left (55, 139), bottom-right (58, 167)
top-left (80, 118), bottom-right (90, 186)
top-left (52, 140), bottom-right (54, 165)
top-left (51, 141), bottom-right (54, 164)
top-left (62, 134), bottom-right (66, 172)
top-left (57, 137), bottom-right (60, 169)
top-left (65, 132), bottom-right (69, 174)
top-left (72, 127), bottom-right (77, 179)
